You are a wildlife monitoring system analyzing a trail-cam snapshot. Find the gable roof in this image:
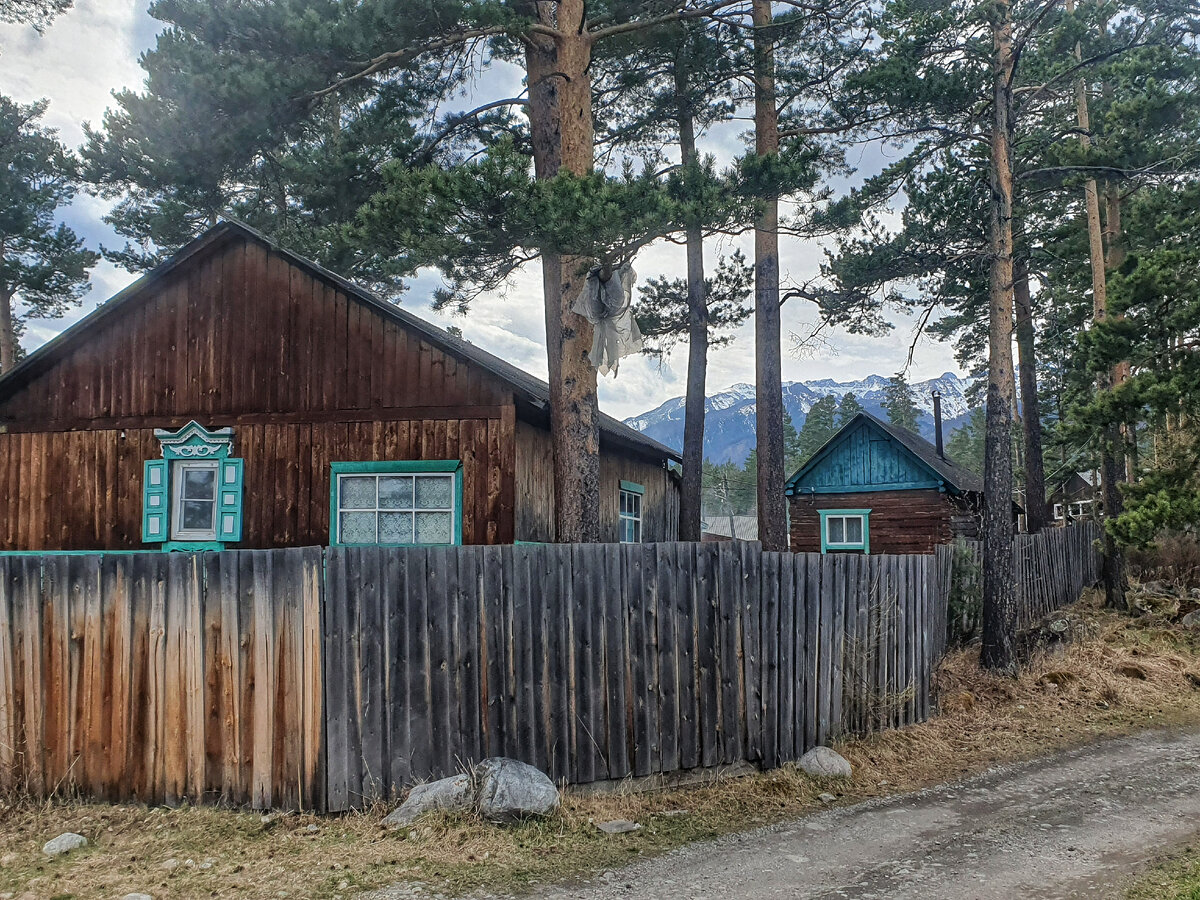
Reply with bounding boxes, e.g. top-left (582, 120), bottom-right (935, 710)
top-left (785, 411), bottom-right (982, 496)
top-left (0, 220), bottom-right (679, 463)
